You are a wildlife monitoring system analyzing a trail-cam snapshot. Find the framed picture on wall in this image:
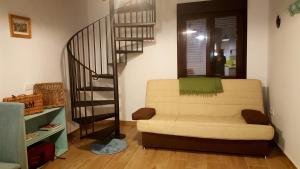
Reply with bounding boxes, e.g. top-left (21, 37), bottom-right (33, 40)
top-left (9, 14), bottom-right (32, 39)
